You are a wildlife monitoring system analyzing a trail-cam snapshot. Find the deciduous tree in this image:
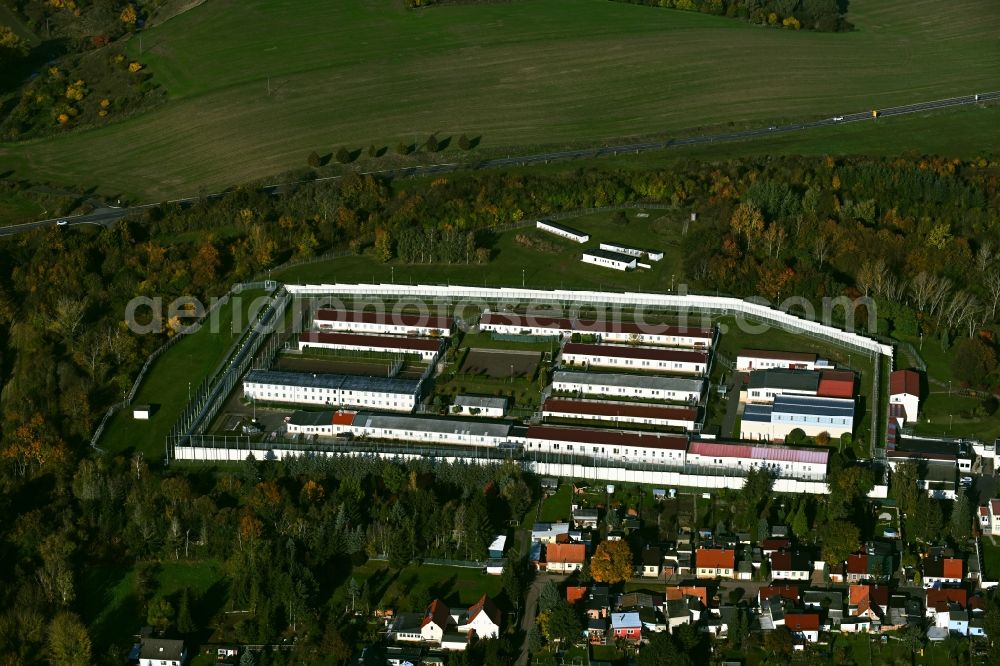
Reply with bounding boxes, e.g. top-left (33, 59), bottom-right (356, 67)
top-left (590, 539), bottom-right (633, 583)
